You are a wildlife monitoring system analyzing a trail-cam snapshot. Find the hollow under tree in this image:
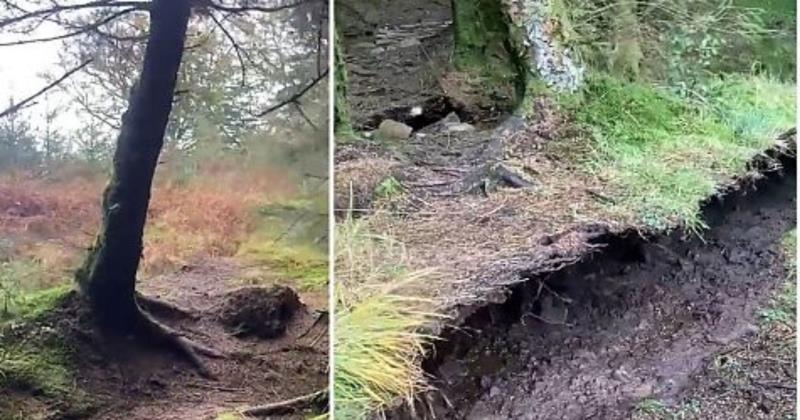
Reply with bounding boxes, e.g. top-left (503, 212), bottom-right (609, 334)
top-left (0, 0), bottom-right (328, 377)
